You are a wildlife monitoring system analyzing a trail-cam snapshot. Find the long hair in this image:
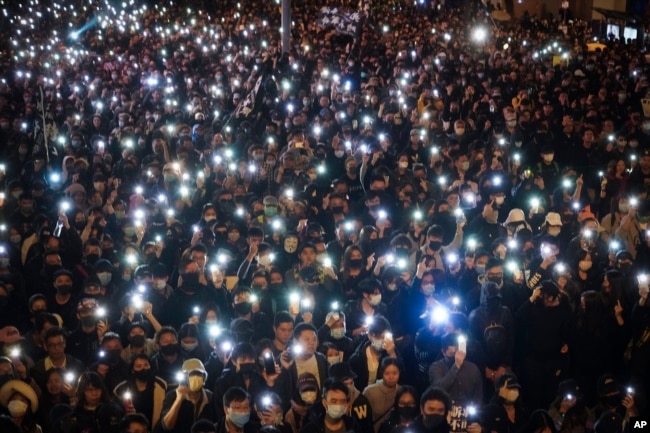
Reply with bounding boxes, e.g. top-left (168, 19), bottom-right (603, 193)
top-left (75, 372), bottom-right (109, 409)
